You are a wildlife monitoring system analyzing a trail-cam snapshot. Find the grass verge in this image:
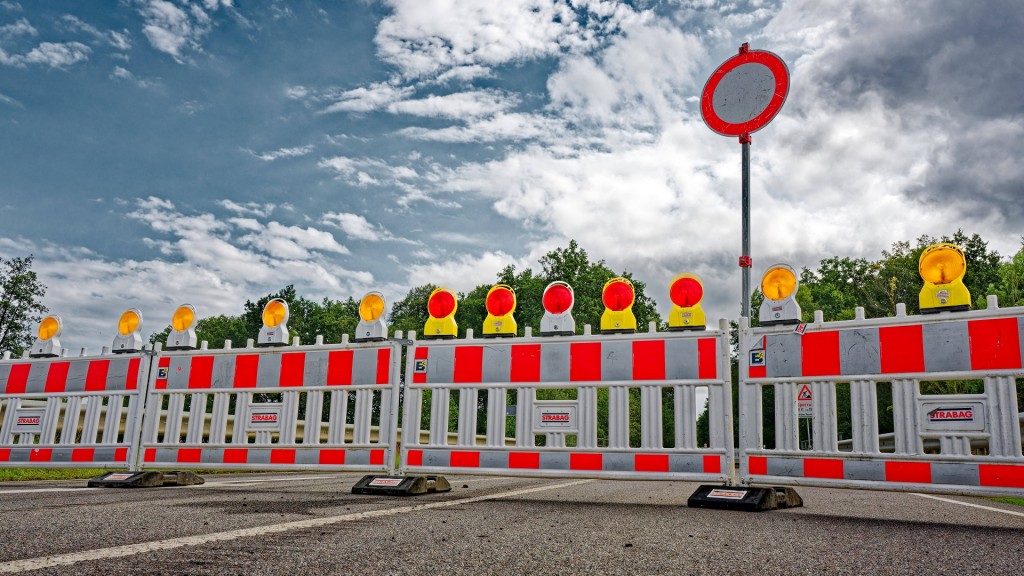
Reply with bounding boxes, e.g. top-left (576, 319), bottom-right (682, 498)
top-left (991, 497), bottom-right (1024, 507)
top-left (0, 468), bottom-right (111, 482)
